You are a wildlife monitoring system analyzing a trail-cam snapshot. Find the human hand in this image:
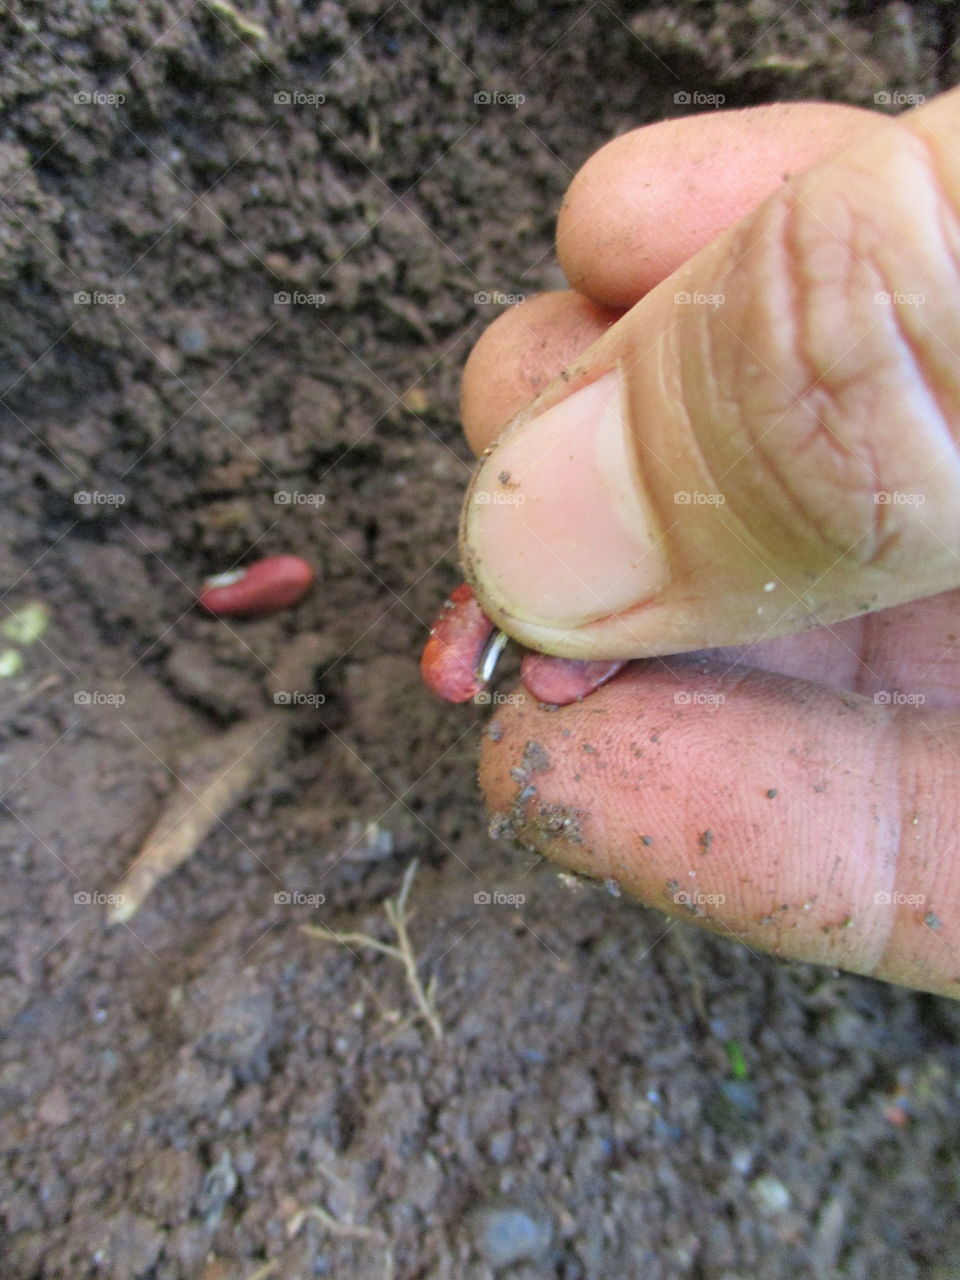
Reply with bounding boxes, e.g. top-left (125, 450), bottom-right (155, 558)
top-left (459, 92), bottom-right (960, 998)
